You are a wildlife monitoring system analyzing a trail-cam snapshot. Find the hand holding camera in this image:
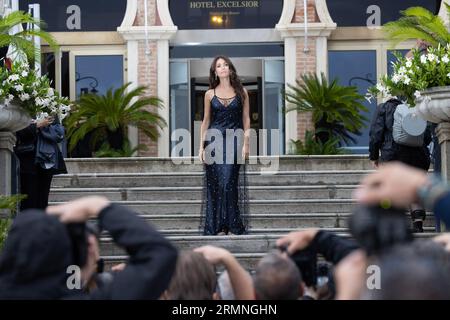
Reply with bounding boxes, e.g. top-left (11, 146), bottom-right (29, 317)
top-left (36, 116), bottom-right (55, 128)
